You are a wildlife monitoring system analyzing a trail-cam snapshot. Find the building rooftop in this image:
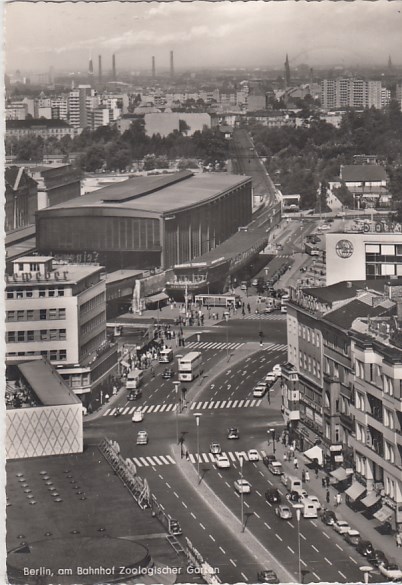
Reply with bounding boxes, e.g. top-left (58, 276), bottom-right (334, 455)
top-left (195, 228), bottom-right (268, 264)
top-left (105, 269), bottom-right (144, 284)
top-left (340, 164), bottom-right (387, 183)
top-left (6, 119), bottom-right (73, 129)
top-left (304, 280), bottom-right (388, 305)
top-left (18, 359), bottom-right (81, 406)
top-left (6, 260), bottom-right (103, 285)
top-left (40, 171), bottom-right (251, 216)
top-left (323, 298), bottom-right (394, 331)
